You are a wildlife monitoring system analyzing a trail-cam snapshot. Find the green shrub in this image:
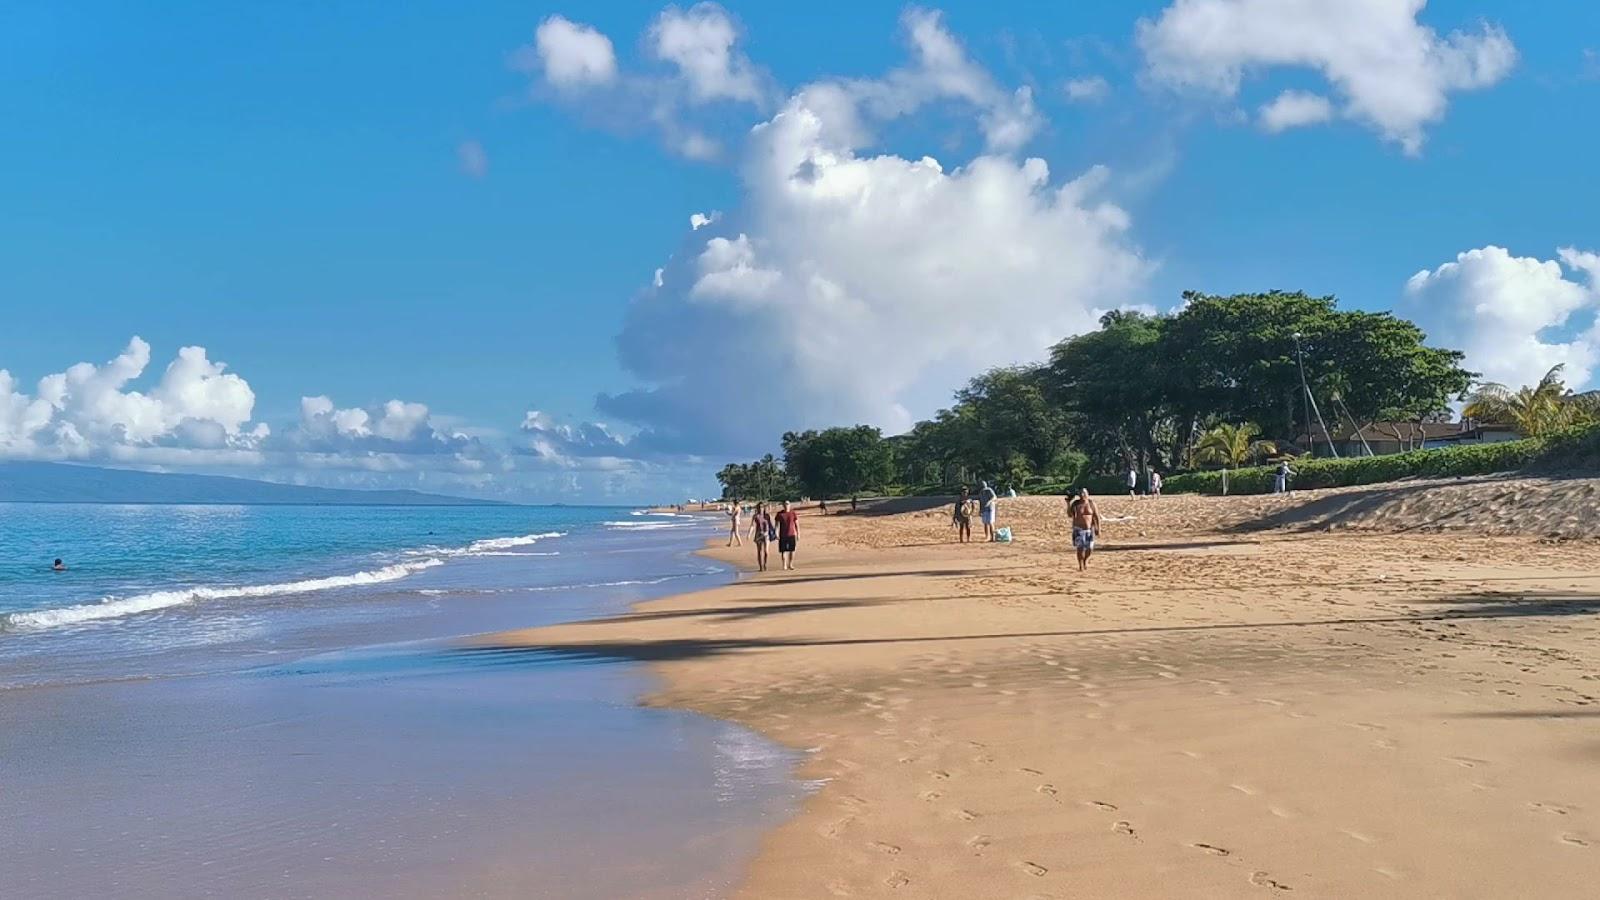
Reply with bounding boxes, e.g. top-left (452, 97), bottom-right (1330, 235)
top-left (1159, 430), bottom-right (1571, 495)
